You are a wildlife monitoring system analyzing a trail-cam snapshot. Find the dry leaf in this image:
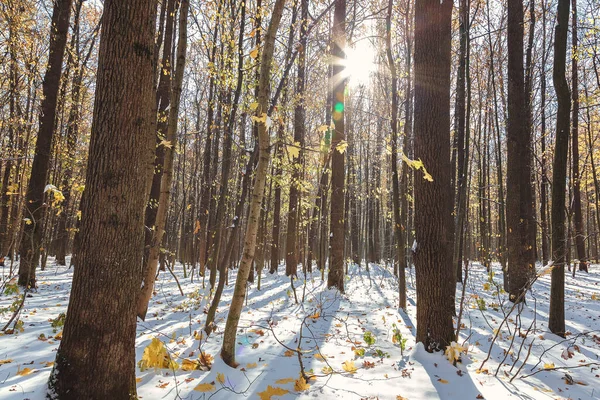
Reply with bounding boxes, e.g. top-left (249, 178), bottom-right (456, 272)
top-left (137, 337), bottom-right (179, 371)
top-left (284, 349), bottom-right (295, 357)
top-left (342, 360), bottom-right (357, 374)
top-left (246, 362), bottom-right (258, 369)
top-left (258, 385), bottom-right (290, 400)
top-left (136, 377), bottom-right (143, 383)
top-left (437, 378), bottom-right (449, 384)
top-left (543, 363), bottom-right (555, 369)
top-left (0, 359), bottom-right (13, 365)
top-left (216, 372), bottom-right (225, 384)
top-left (294, 375), bottom-right (310, 391)
top-left (193, 382), bottom-right (215, 392)
top-left (17, 367), bottom-right (34, 376)
top-left (275, 377), bottom-right (295, 384)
